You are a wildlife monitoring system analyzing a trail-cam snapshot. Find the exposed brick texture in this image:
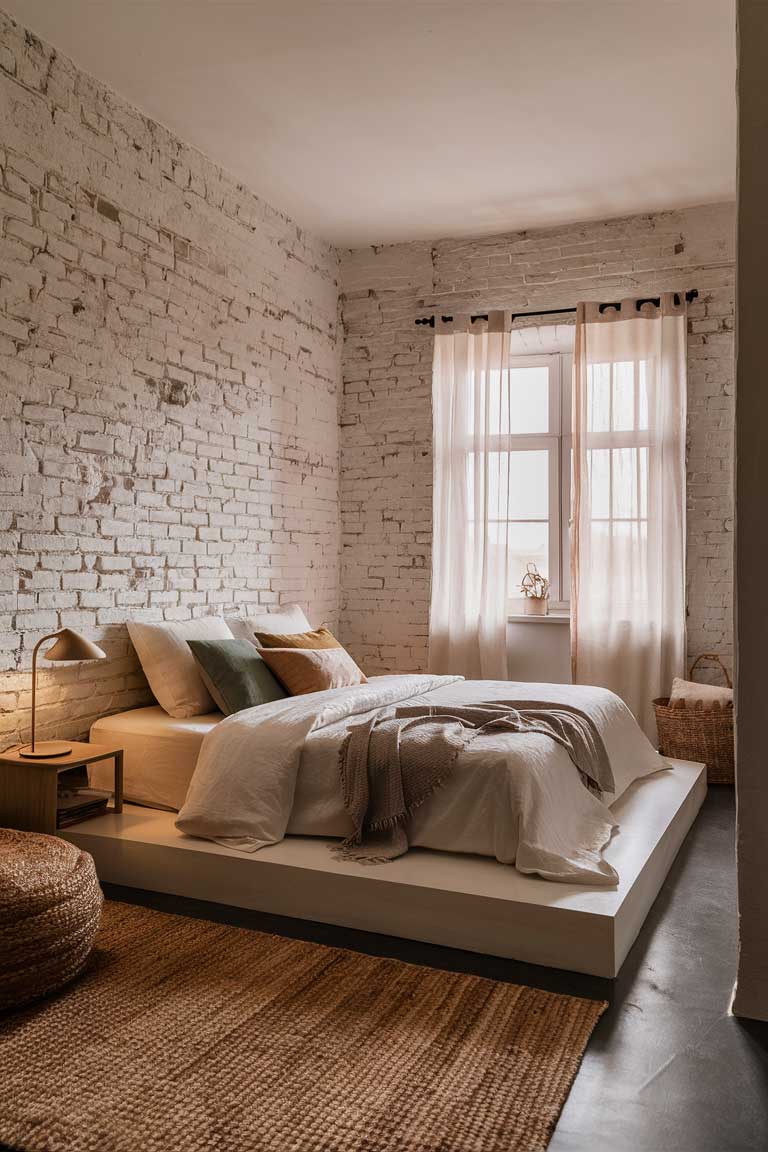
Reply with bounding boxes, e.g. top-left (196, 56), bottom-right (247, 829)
top-left (1, 8), bottom-right (736, 754)
top-left (0, 13), bottom-right (341, 750)
top-left (339, 204), bottom-right (735, 680)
